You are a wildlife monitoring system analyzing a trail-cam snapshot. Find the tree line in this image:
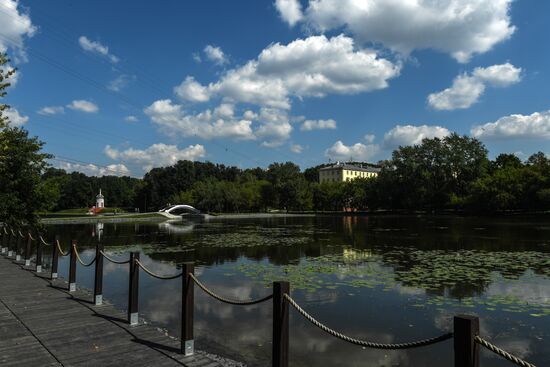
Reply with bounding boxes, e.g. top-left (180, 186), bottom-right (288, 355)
top-left (38, 133), bottom-right (550, 215)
